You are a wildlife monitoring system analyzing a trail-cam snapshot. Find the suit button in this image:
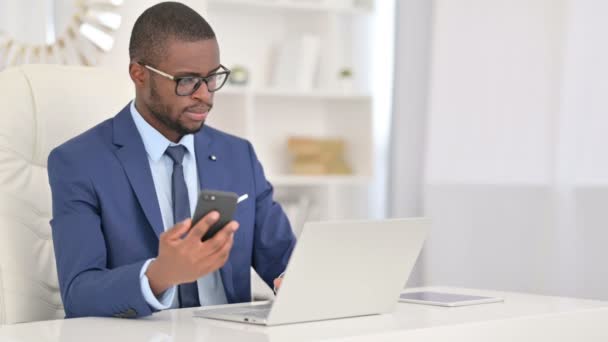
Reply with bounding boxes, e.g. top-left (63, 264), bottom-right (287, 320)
top-left (123, 308), bottom-right (137, 318)
top-left (113, 308), bottom-right (137, 319)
